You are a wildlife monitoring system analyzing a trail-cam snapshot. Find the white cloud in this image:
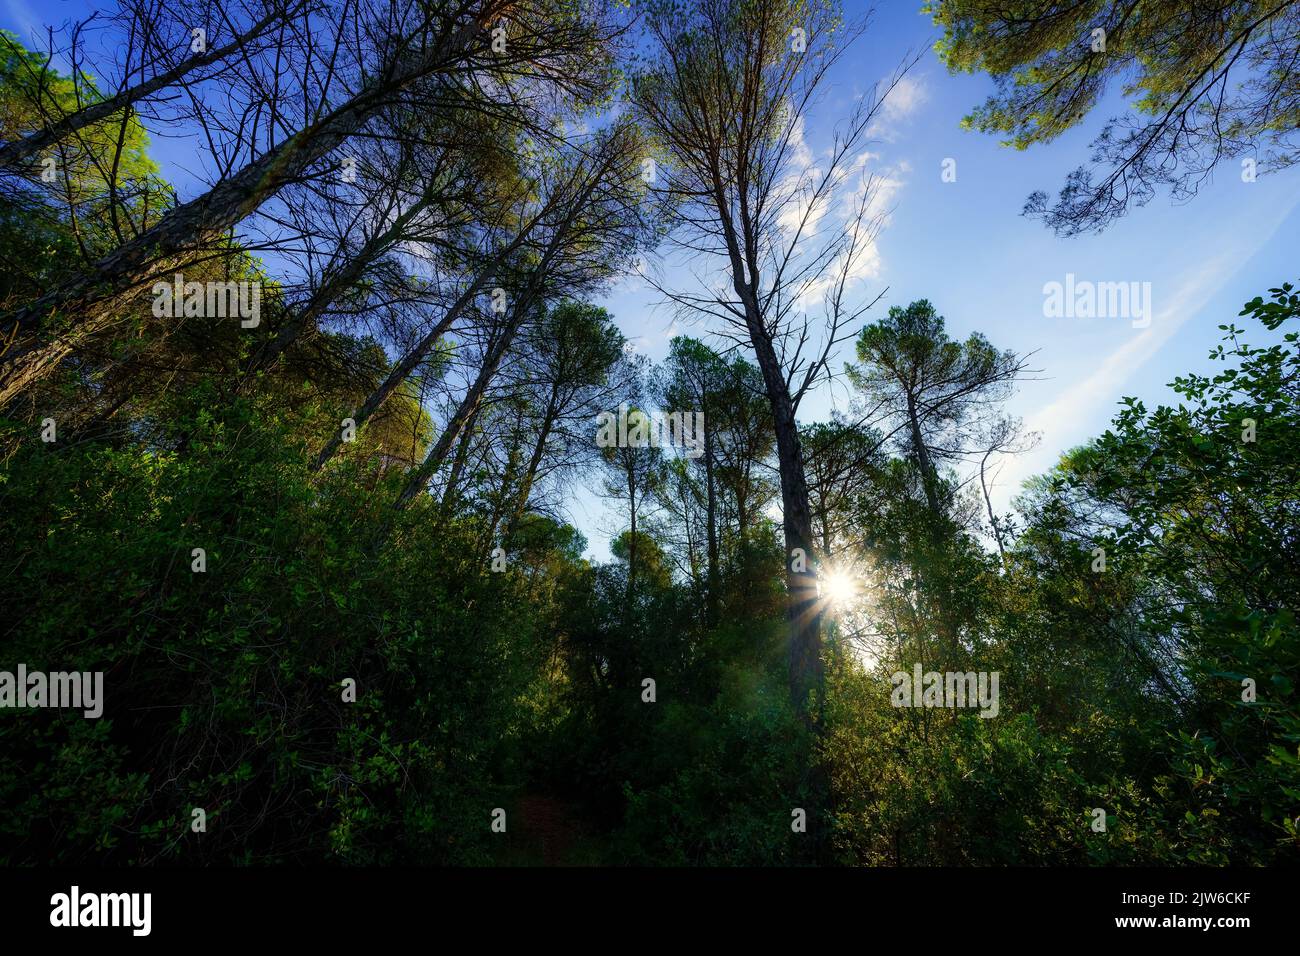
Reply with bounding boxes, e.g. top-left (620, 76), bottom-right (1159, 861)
top-left (789, 114), bottom-right (814, 170)
top-left (867, 76), bottom-right (928, 141)
top-left (882, 76), bottom-right (927, 122)
top-left (775, 115), bottom-right (827, 239)
top-left (791, 155), bottom-right (906, 307)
